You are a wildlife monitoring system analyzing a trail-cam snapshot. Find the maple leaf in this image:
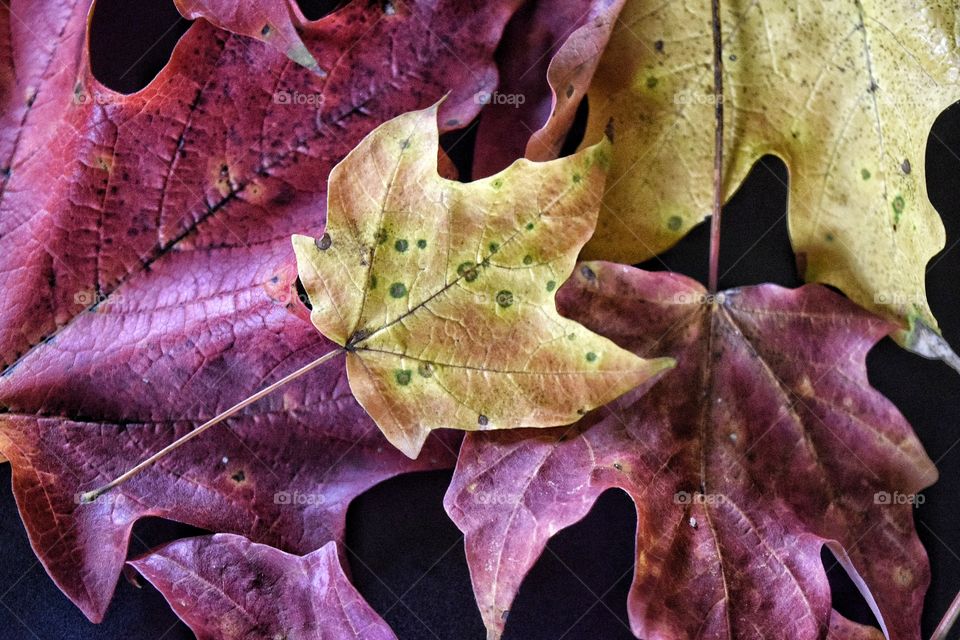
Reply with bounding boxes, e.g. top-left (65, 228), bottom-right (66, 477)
top-left (173, 0), bottom-right (322, 72)
top-left (292, 104), bottom-right (674, 457)
top-left (515, 0), bottom-right (959, 355)
top-left (130, 534), bottom-right (397, 640)
top-left (0, 0), bottom-right (520, 622)
top-left (472, 0), bottom-right (626, 177)
top-left (445, 261), bottom-right (936, 639)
